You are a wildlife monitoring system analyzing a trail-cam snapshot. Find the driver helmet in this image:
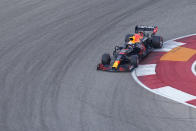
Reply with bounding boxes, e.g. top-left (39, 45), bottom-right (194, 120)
top-left (128, 34), bottom-right (141, 44)
top-left (128, 36), bottom-right (136, 45)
